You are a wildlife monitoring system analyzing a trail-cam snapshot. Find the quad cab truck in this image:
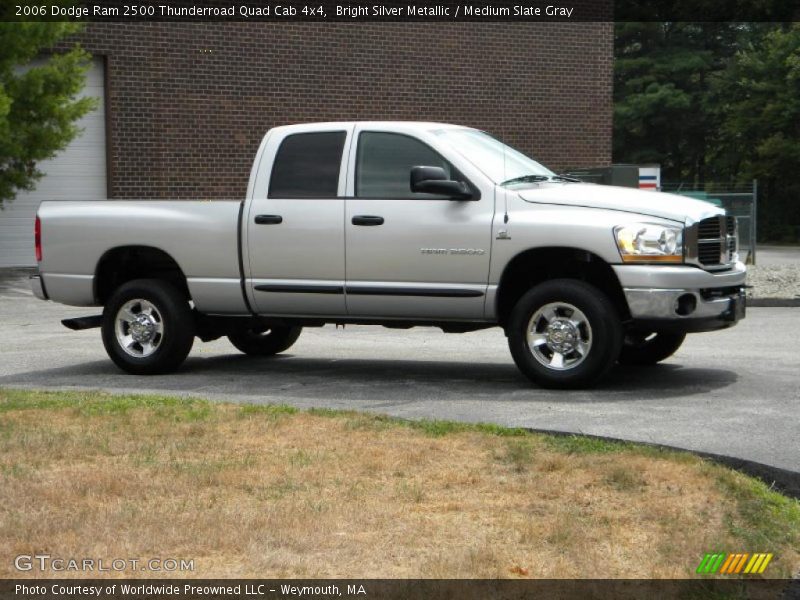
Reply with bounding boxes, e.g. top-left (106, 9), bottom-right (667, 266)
top-left (31, 122), bottom-right (747, 388)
